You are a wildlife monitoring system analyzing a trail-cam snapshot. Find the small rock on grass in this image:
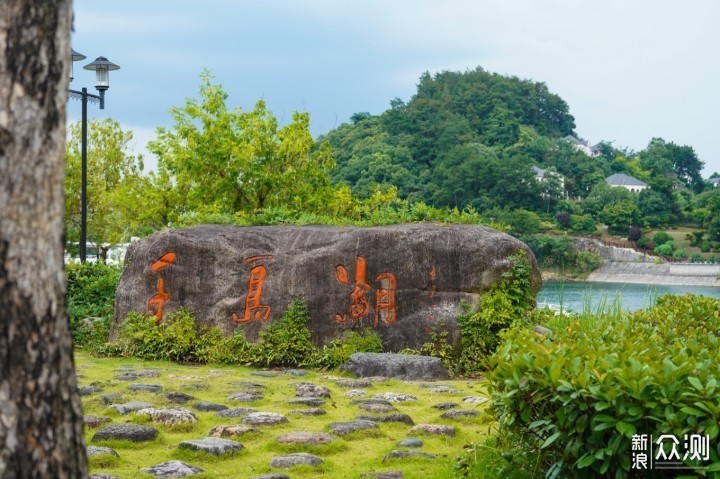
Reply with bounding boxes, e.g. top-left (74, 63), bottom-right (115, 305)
top-left (228, 390), bottom-right (264, 402)
top-left (78, 385), bottom-right (103, 396)
top-left (142, 460), bottom-right (203, 478)
top-left (165, 391), bottom-right (195, 404)
top-left (84, 415), bottom-right (111, 428)
top-left (86, 446), bottom-right (119, 458)
top-left (209, 425), bottom-right (260, 438)
top-left (269, 452), bottom-right (324, 468)
top-left (249, 474), bottom-right (290, 479)
top-left (242, 412), bottom-right (289, 426)
top-left (328, 420), bottom-right (378, 436)
top-left (193, 401), bottom-right (228, 412)
top-left (409, 424), bottom-right (455, 437)
top-left (371, 392), bottom-right (417, 403)
top-left (216, 407), bottom-right (256, 418)
top-left (357, 403), bottom-right (396, 414)
top-left (383, 450), bottom-right (436, 461)
top-left (110, 401), bottom-right (153, 415)
top-left (463, 396), bottom-right (488, 405)
top-left (129, 383), bottom-right (163, 393)
top-left (336, 378), bottom-right (372, 388)
top-left (92, 424), bottom-right (159, 443)
top-left (440, 410), bottom-right (479, 419)
top-left (431, 402), bottom-right (459, 411)
top-left (357, 414), bottom-right (415, 426)
top-left (276, 431), bottom-right (335, 445)
top-left (178, 437), bottom-right (244, 455)
top-left (360, 471), bottom-right (404, 479)
top-left (100, 393), bottom-right (123, 405)
top-left (138, 407), bottom-right (198, 427)
top-left (287, 397), bottom-right (325, 407)
top-left (290, 407), bottom-right (327, 416)
top-left (295, 383), bottom-right (331, 398)
top-left (396, 438), bottom-right (423, 448)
